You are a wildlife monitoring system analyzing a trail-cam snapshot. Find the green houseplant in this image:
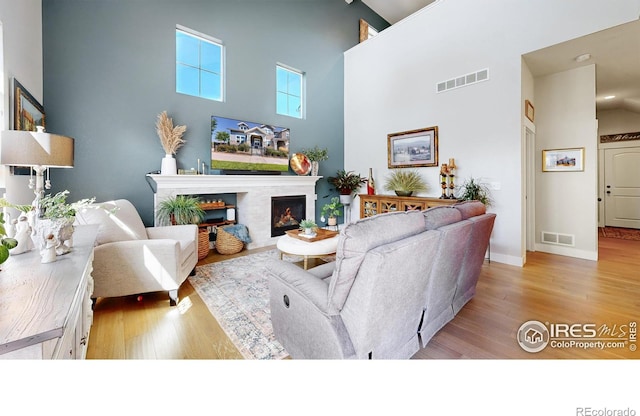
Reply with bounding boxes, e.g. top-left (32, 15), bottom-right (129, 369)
top-left (156, 195), bottom-right (206, 226)
top-left (0, 200), bottom-right (20, 266)
top-left (320, 197), bottom-right (343, 226)
top-left (328, 170), bottom-right (367, 196)
top-left (300, 146), bottom-right (328, 176)
top-left (384, 169), bottom-right (428, 196)
top-left (299, 219), bottom-right (317, 235)
top-left (457, 177), bottom-right (493, 206)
